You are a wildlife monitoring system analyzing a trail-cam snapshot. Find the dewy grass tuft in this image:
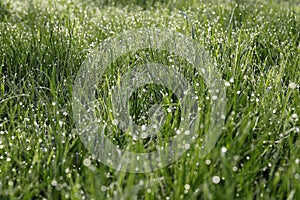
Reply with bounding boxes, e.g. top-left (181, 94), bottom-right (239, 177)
top-left (0, 0), bottom-right (299, 199)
